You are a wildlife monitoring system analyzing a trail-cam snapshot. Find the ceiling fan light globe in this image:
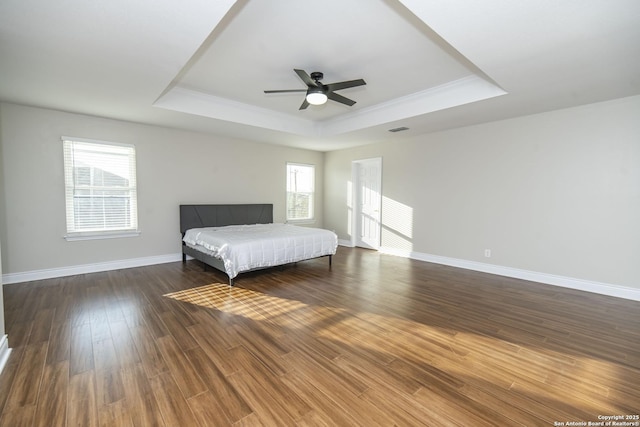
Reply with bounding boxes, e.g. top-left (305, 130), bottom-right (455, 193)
top-left (306, 92), bottom-right (328, 105)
